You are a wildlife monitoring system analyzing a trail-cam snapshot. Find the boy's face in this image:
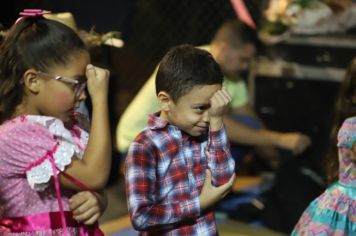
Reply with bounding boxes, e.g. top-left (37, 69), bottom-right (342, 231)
top-left (160, 84), bottom-right (222, 137)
